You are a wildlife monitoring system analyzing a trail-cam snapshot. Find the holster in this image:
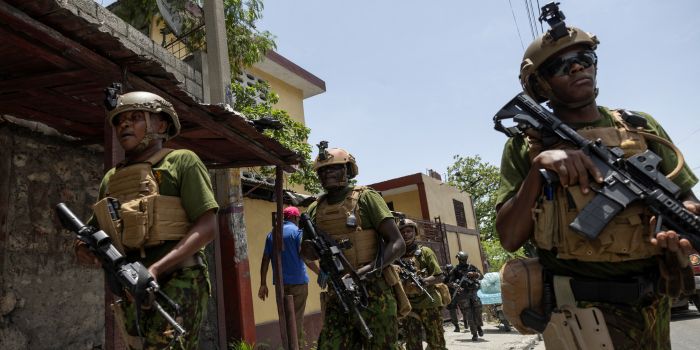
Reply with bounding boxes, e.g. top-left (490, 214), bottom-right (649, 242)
top-left (541, 275), bottom-right (614, 350)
